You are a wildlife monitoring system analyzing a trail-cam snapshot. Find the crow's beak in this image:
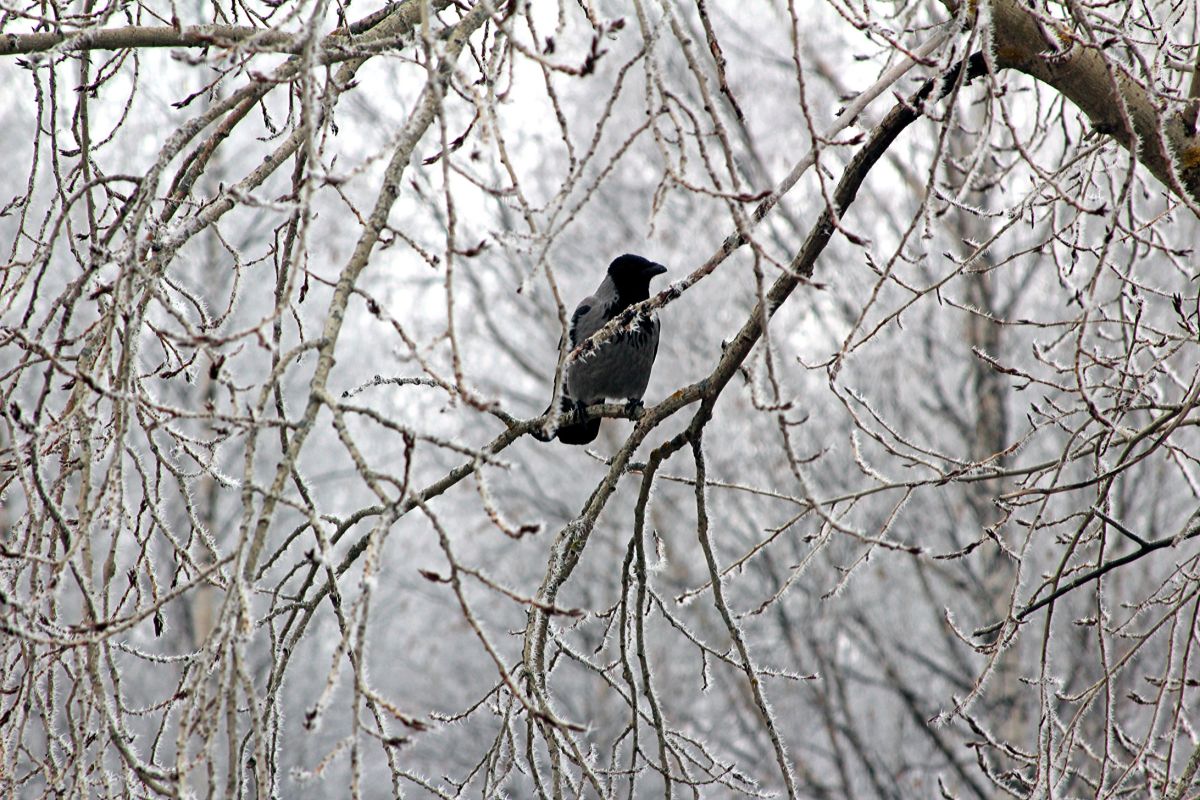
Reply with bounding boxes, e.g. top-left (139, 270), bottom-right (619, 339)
top-left (645, 263), bottom-right (668, 277)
